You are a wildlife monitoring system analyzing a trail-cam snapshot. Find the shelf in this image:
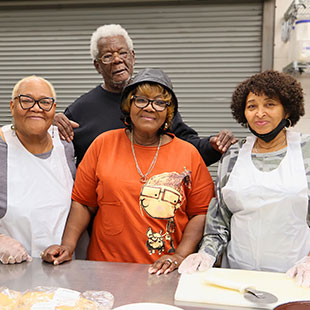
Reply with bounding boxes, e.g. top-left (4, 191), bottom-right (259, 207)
top-left (284, 0), bottom-right (310, 21)
top-left (282, 0), bottom-right (310, 42)
top-left (283, 61), bottom-right (310, 75)
top-left (282, 1), bottom-right (310, 75)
